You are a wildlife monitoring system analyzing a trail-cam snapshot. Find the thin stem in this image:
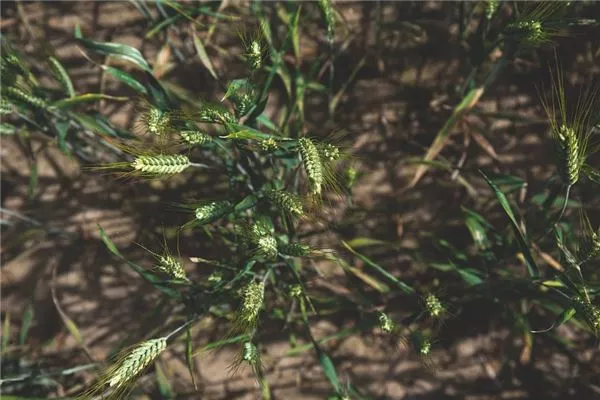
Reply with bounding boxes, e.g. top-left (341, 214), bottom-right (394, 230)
top-left (166, 317), bottom-right (199, 341)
